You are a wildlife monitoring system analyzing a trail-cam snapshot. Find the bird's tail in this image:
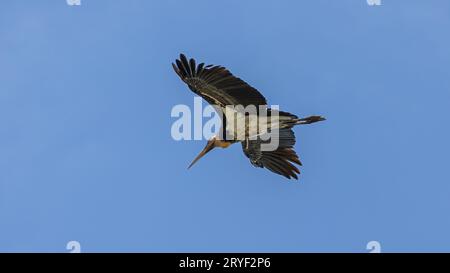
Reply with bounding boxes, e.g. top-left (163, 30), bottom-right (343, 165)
top-left (294, 115), bottom-right (326, 125)
top-left (277, 111), bottom-right (325, 128)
